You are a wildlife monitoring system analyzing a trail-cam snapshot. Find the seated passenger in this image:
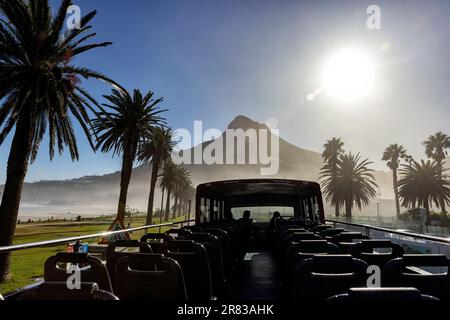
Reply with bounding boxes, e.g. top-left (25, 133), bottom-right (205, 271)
top-left (267, 211), bottom-right (281, 242)
top-left (239, 210), bottom-right (253, 251)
